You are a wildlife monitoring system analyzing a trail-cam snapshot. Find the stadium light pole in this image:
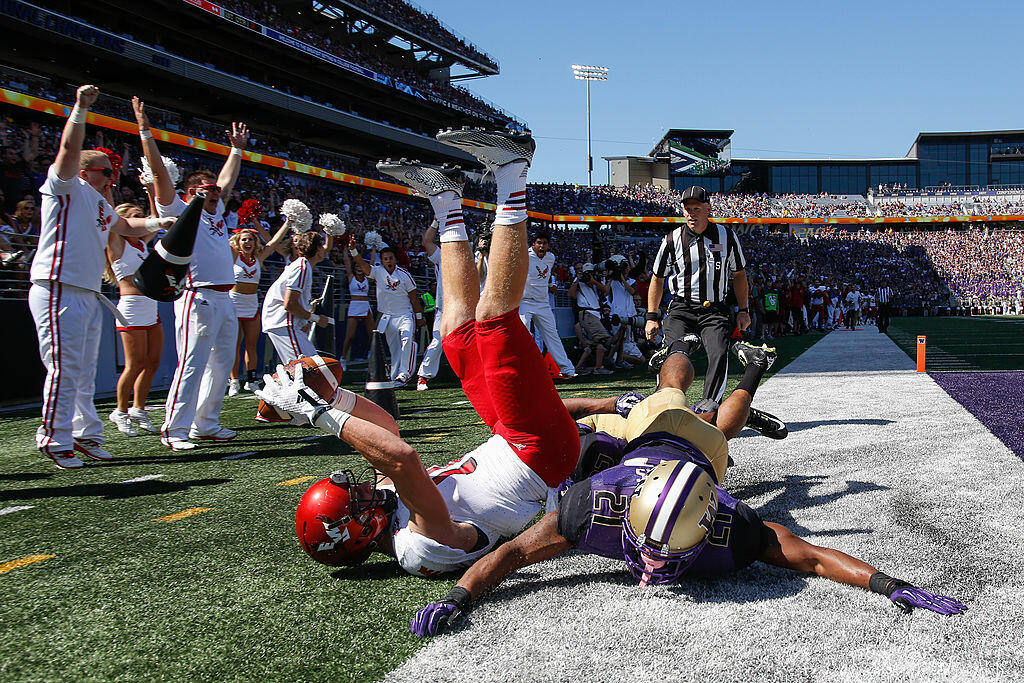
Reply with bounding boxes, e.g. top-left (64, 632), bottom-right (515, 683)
top-left (572, 64), bottom-right (608, 187)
